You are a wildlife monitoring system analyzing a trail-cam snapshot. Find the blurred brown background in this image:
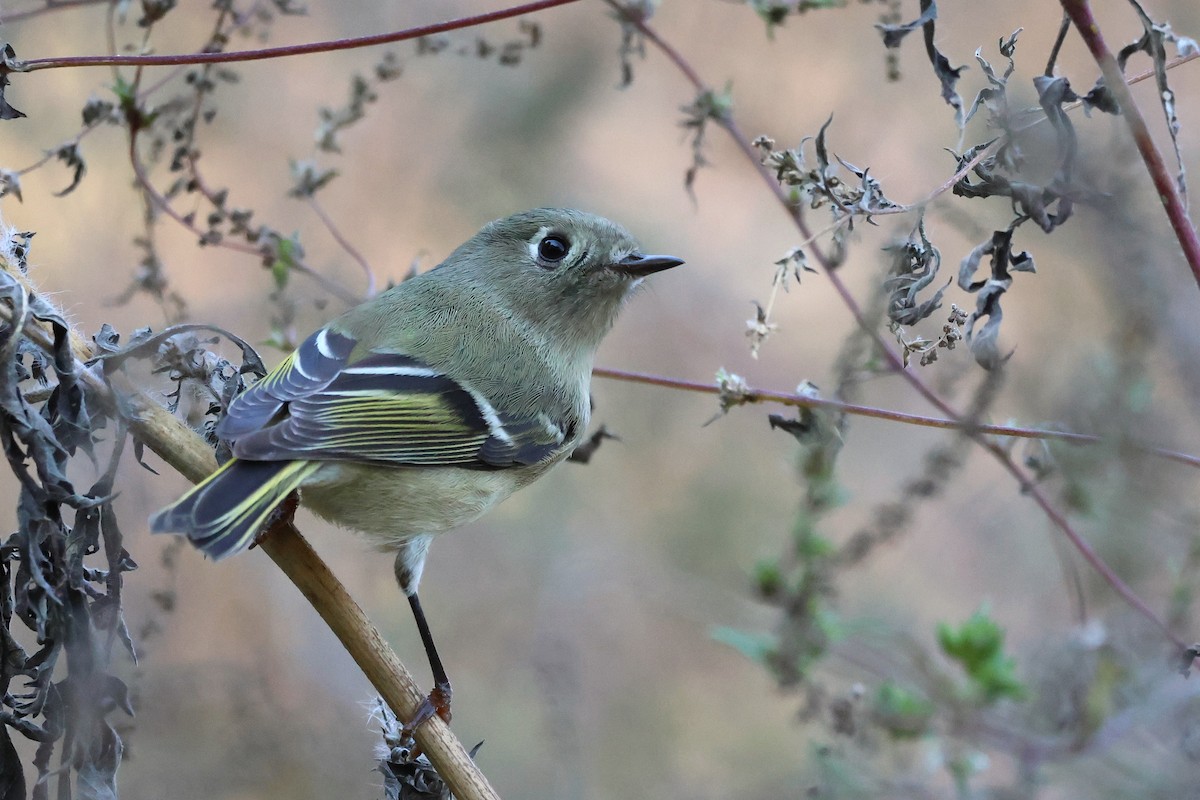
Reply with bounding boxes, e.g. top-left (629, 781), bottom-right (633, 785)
top-left (2, 0), bottom-right (1200, 797)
